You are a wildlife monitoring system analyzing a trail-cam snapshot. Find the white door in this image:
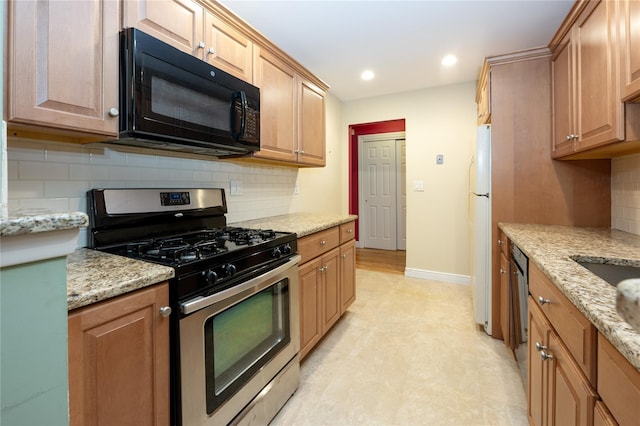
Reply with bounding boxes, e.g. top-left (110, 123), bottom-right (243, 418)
top-left (362, 139), bottom-right (397, 250)
top-left (396, 139), bottom-right (406, 250)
